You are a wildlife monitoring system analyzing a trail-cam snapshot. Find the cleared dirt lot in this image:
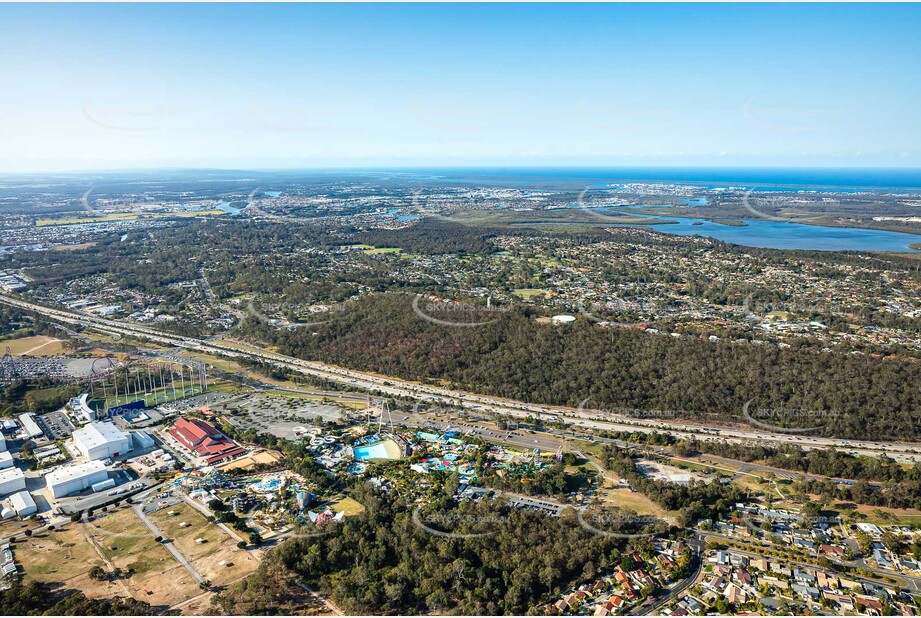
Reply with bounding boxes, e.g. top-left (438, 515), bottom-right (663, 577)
top-left (636, 458), bottom-right (707, 484)
top-left (15, 525), bottom-right (126, 601)
top-left (85, 508), bottom-right (203, 607)
top-left (149, 502), bottom-right (259, 586)
top-left (597, 487), bottom-right (671, 519)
